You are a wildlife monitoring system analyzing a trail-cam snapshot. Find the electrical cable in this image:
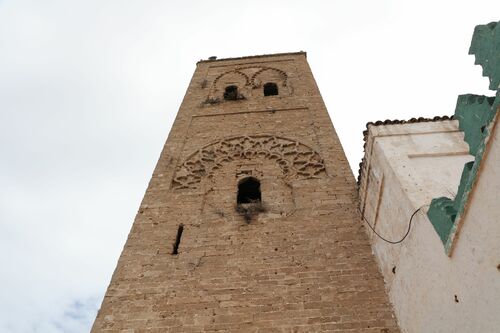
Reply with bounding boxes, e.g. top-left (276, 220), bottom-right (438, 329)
top-left (359, 204), bottom-right (428, 244)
